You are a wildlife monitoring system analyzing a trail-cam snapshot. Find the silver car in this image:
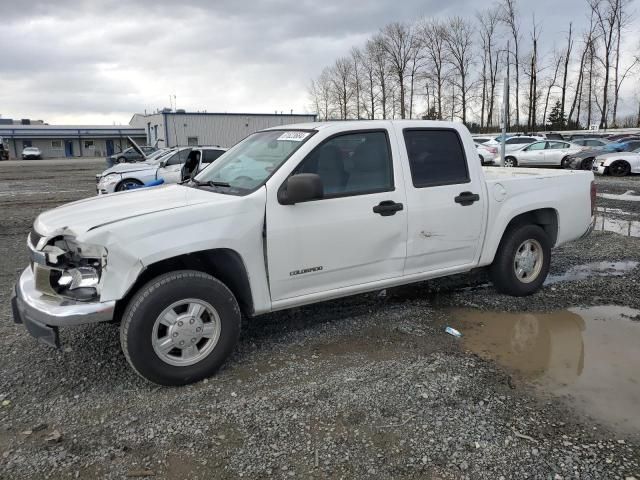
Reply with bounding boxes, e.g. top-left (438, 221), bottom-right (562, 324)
top-left (504, 140), bottom-right (583, 168)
